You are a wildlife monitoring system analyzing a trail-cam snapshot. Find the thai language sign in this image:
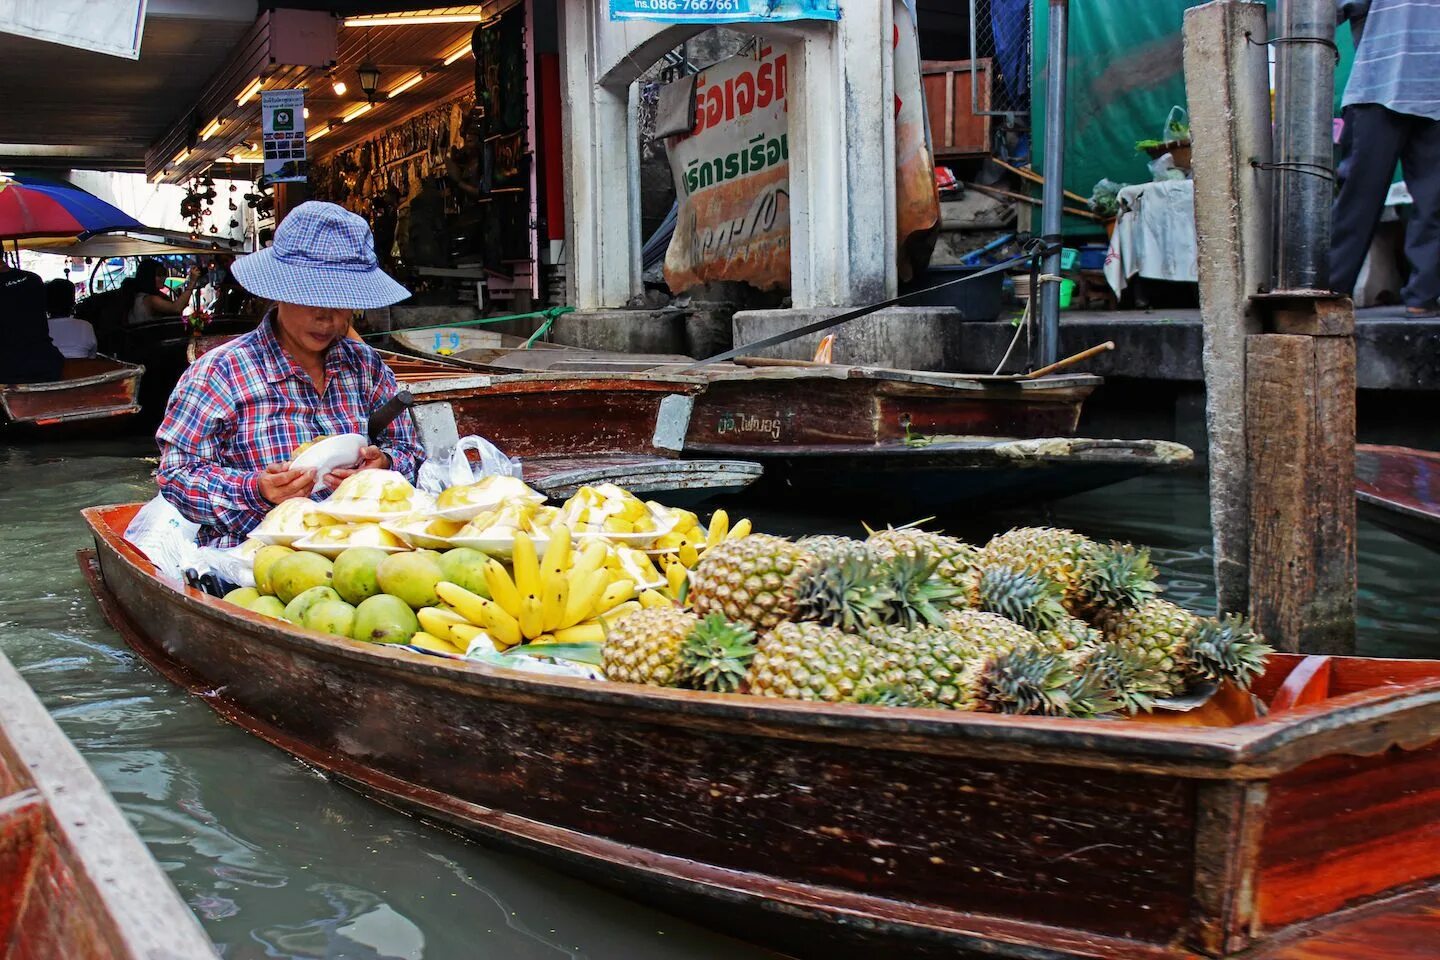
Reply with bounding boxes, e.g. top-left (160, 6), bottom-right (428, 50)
top-left (261, 89), bottom-right (308, 185)
top-left (664, 45), bottom-right (791, 293)
top-left (610, 0), bottom-right (837, 22)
